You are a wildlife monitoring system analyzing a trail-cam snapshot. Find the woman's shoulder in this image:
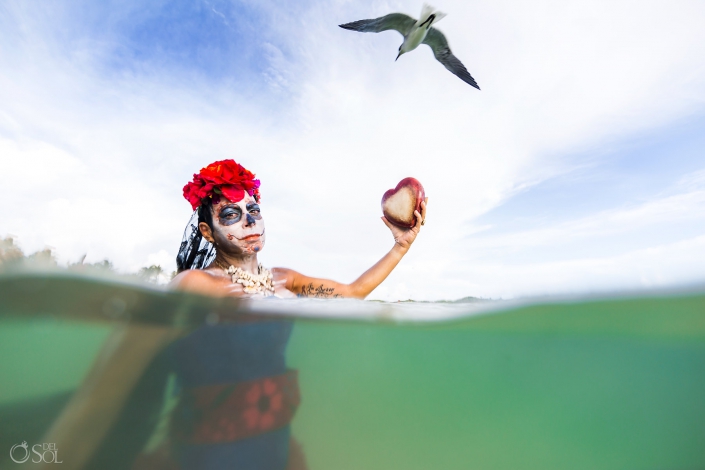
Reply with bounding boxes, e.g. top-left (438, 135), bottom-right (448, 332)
top-left (169, 268), bottom-right (230, 297)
